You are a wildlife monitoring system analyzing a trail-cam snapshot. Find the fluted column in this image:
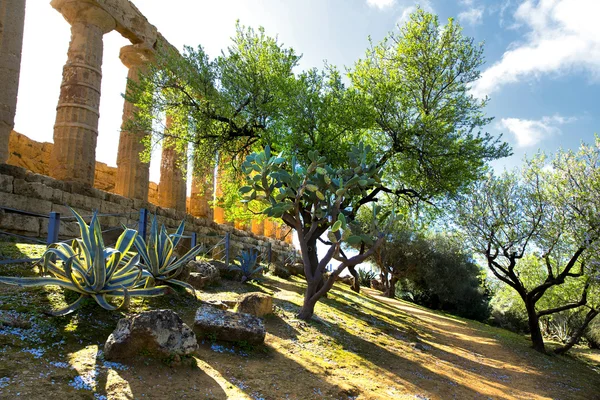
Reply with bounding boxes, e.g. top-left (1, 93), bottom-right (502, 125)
top-left (213, 156), bottom-right (226, 224)
top-left (282, 225), bottom-right (294, 244)
top-left (251, 219), bottom-right (264, 236)
top-left (234, 220), bottom-right (249, 231)
top-left (114, 45), bottom-right (153, 200)
top-left (158, 116), bottom-right (187, 211)
top-left (189, 157), bottom-right (214, 220)
top-left (263, 219), bottom-right (276, 238)
top-left (49, 0), bottom-right (115, 185)
top-left (0, 0), bottom-right (26, 163)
